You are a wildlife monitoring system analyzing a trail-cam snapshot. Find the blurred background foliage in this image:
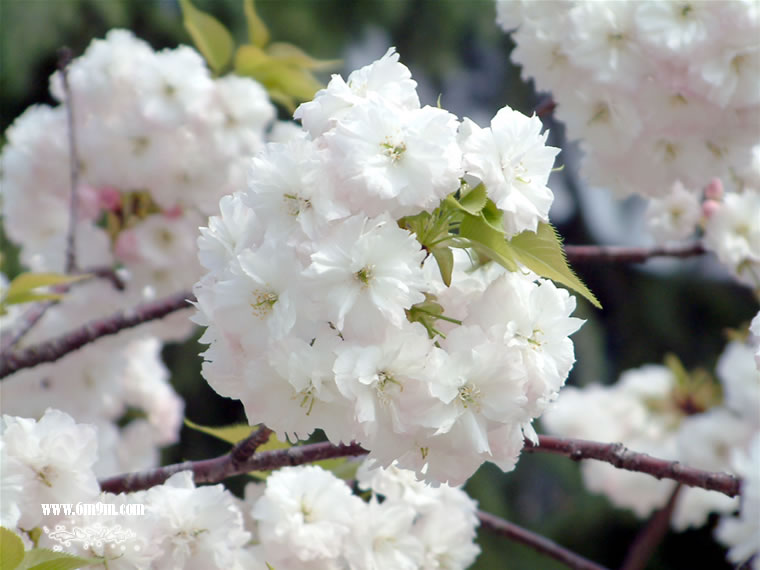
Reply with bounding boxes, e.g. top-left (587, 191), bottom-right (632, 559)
top-left (1, 1), bottom-right (757, 569)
